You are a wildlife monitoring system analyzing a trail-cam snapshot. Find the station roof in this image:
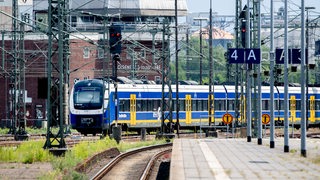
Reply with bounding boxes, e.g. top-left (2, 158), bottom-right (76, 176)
top-left (34, 0), bottom-right (188, 16)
